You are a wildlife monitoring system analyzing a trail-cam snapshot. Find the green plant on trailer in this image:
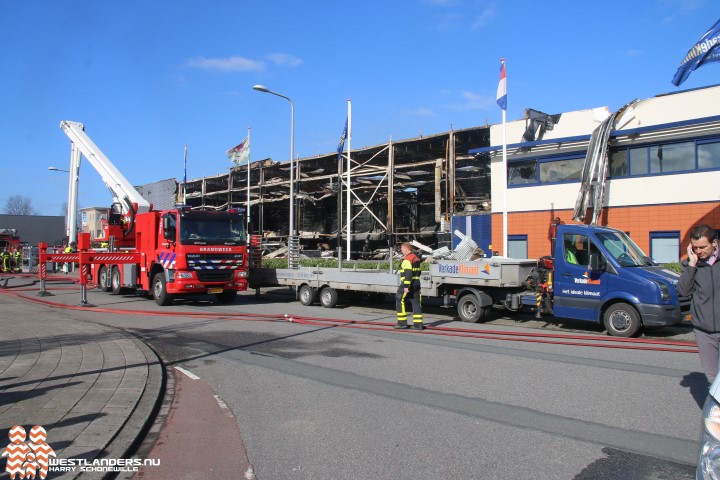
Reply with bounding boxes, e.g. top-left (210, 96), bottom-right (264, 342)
top-left (260, 257), bottom-right (429, 271)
